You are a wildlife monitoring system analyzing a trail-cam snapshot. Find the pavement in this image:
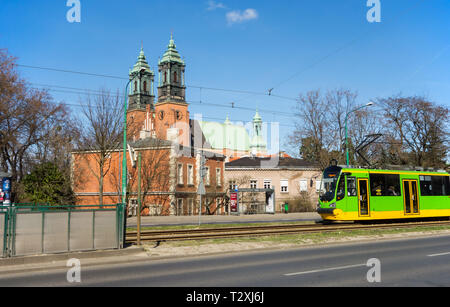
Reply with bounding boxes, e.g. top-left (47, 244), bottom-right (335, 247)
top-left (0, 212), bottom-right (321, 274)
